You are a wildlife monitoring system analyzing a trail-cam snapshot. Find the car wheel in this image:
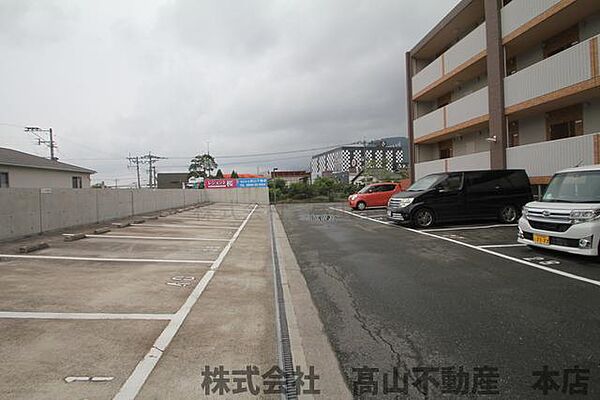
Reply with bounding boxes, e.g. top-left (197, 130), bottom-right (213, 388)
top-left (413, 208), bottom-right (435, 228)
top-left (499, 205), bottom-right (518, 223)
top-left (356, 201), bottom-right (367, 211)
